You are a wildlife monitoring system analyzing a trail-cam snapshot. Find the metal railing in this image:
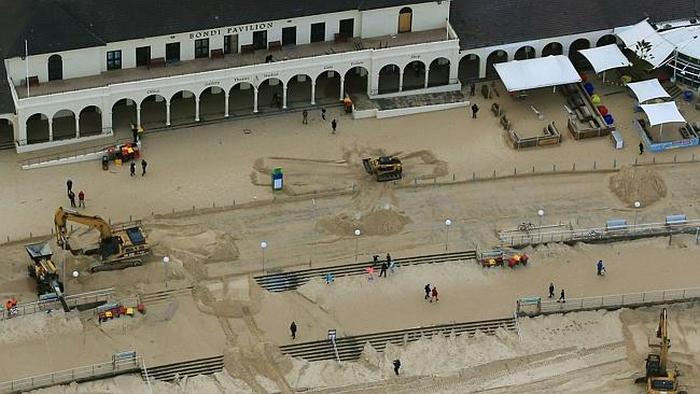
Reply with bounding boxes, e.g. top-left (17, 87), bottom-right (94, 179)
top-left (18, 136), bottom-right (129, 168)
top-left (1, 288), bottom-right (114, 321)
top-left (517, 286), bottom-right (700, 316)
top-left (0, 354), bottom-right (140, 393)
